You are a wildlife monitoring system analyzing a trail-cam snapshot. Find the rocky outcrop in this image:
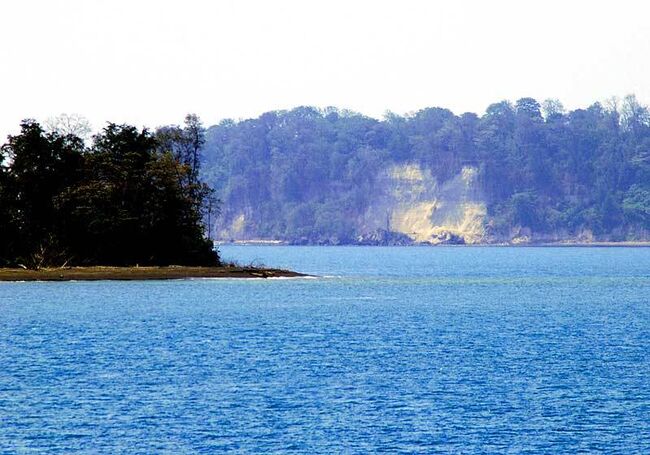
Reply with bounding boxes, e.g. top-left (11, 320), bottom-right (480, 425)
top-left (356, 229), bottom-right (414, 246)
top-left (428, 230), bottom-right (466, 245)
